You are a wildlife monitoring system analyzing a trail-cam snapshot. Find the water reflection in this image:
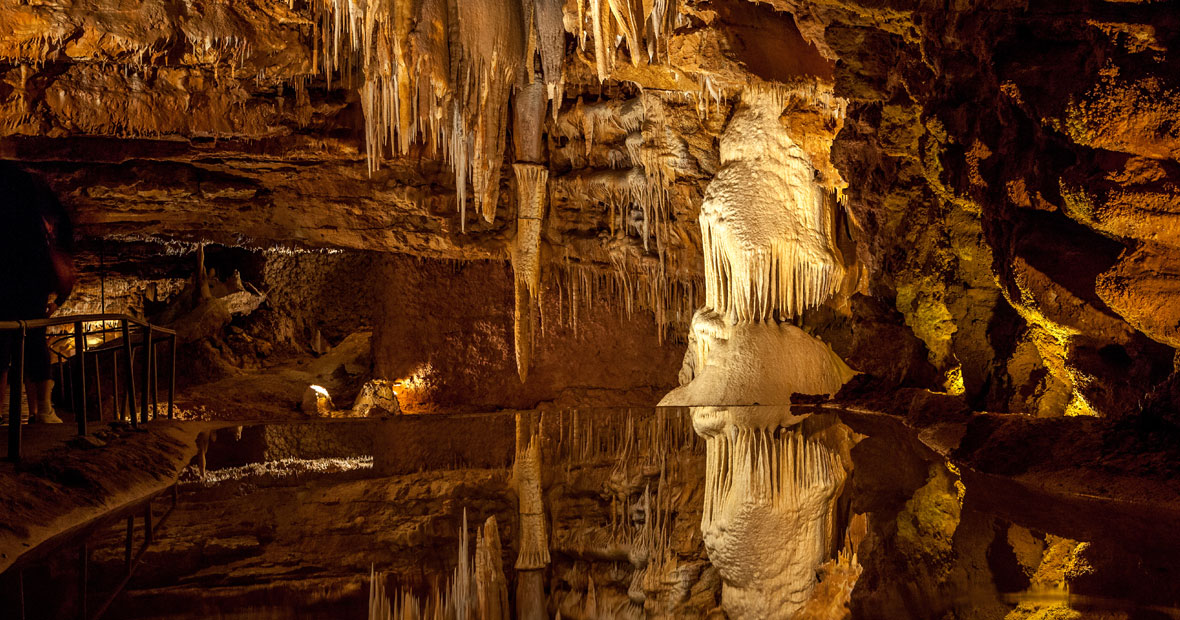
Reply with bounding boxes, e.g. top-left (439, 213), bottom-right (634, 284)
top-left (19, 406), bottom-right (1178, 619)
top-left (693, 408), bottom-right (853, 618)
